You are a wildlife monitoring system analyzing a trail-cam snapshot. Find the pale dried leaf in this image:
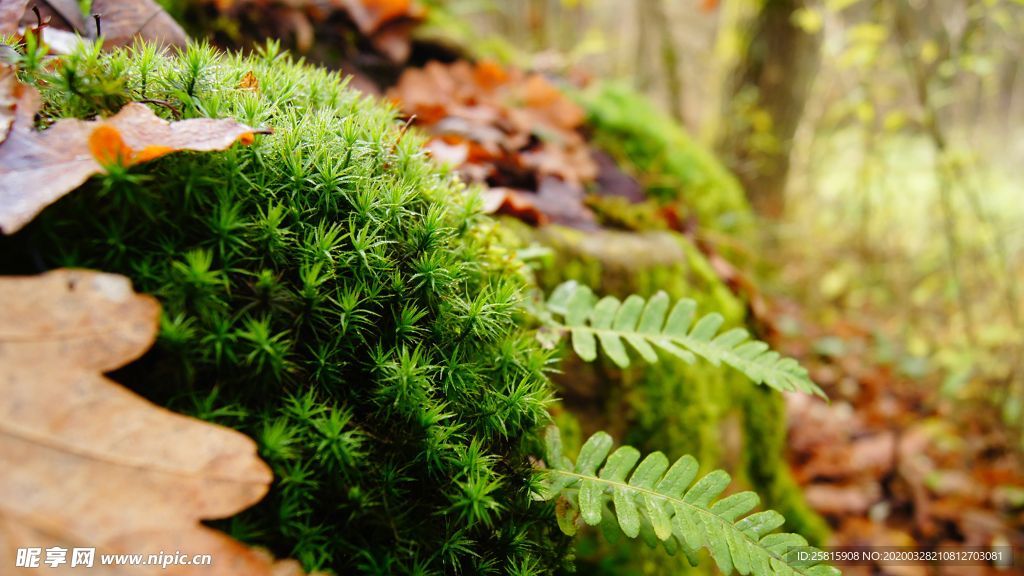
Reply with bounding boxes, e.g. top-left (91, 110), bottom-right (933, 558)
top-left (0, 269), bottom-right (276, 575)
top-left (0, 65), bottom-right (15, 145)
top-left (17, 0), bottom-right (87, 33)
top-left (0, 0), bottom-right (29, 35)
top-left (0, 82), bottom-right (268, 234)
top-left (88, 0), bottom-right (188, 49)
